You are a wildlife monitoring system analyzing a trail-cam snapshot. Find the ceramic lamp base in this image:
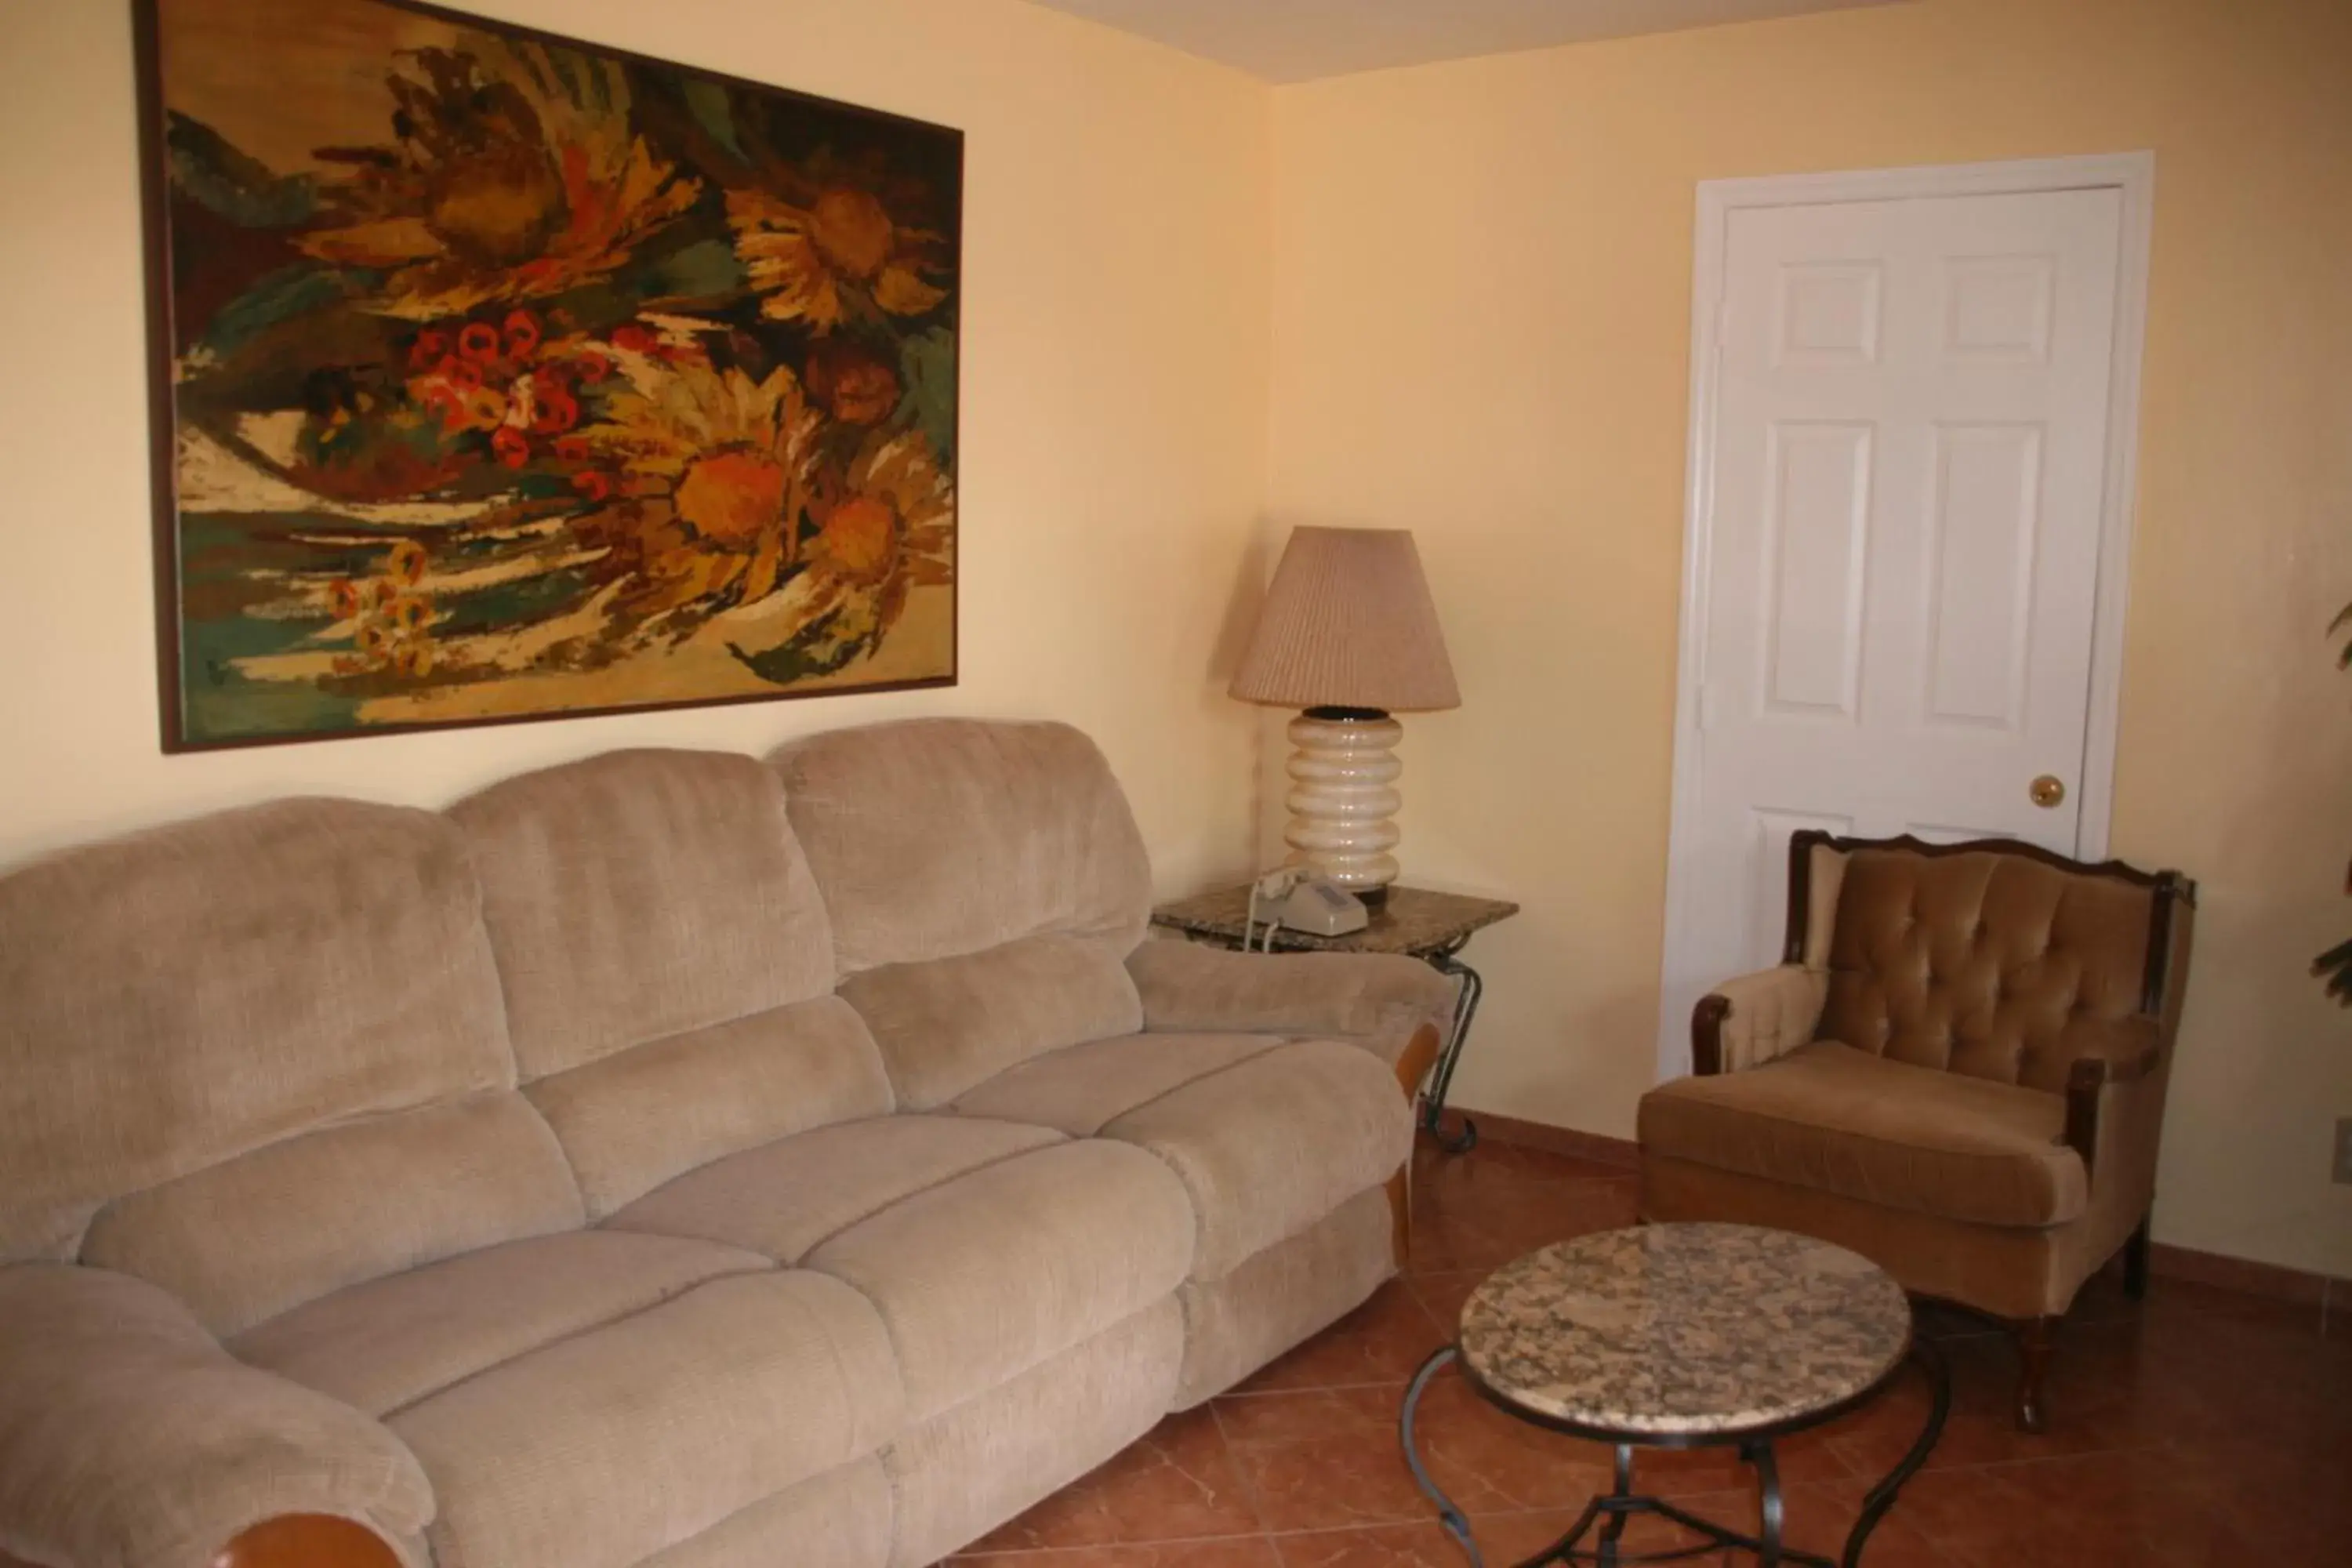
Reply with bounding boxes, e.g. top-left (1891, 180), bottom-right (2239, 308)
top-left (1283, 708), bottom-right (1404, 901)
